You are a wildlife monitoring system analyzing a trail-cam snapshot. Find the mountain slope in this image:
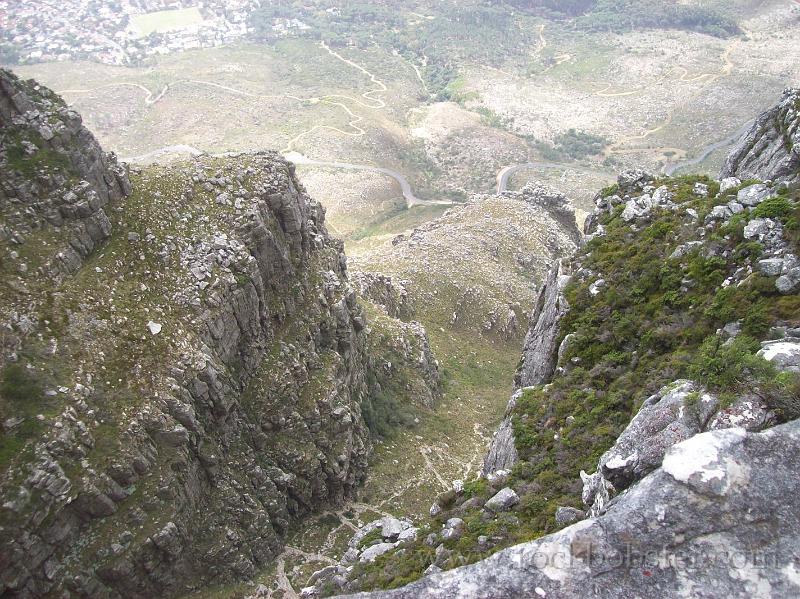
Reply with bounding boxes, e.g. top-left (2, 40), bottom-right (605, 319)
top-left (0, 70), bottom-right (439, 598)
top-left (325, 90), bottom-right (800, 598)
